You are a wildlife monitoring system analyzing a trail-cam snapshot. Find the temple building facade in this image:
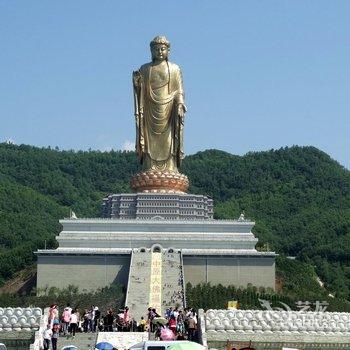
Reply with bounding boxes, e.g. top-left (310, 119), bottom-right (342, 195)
top-left (36, 195), bottom-right (275, 319)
